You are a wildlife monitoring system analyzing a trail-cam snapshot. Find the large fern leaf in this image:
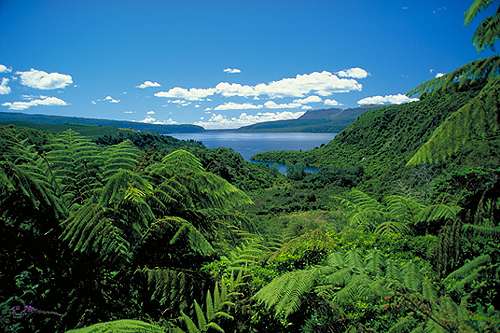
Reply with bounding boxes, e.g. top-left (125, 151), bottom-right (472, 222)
top-left (407, 59), bottom-right (500, 165)
top-left (65, 319), bottom-right (167, 332)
